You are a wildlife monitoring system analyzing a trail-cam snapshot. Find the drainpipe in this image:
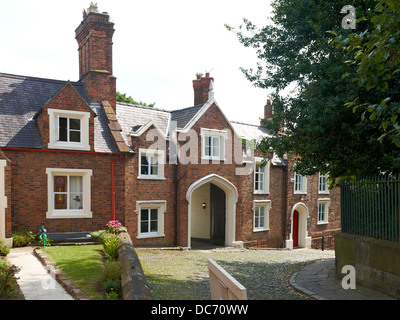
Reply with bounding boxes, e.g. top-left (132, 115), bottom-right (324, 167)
top-left (282, 164), bottom-right (288, 247)
top-left (111, 159), bottom-right (116, 221)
